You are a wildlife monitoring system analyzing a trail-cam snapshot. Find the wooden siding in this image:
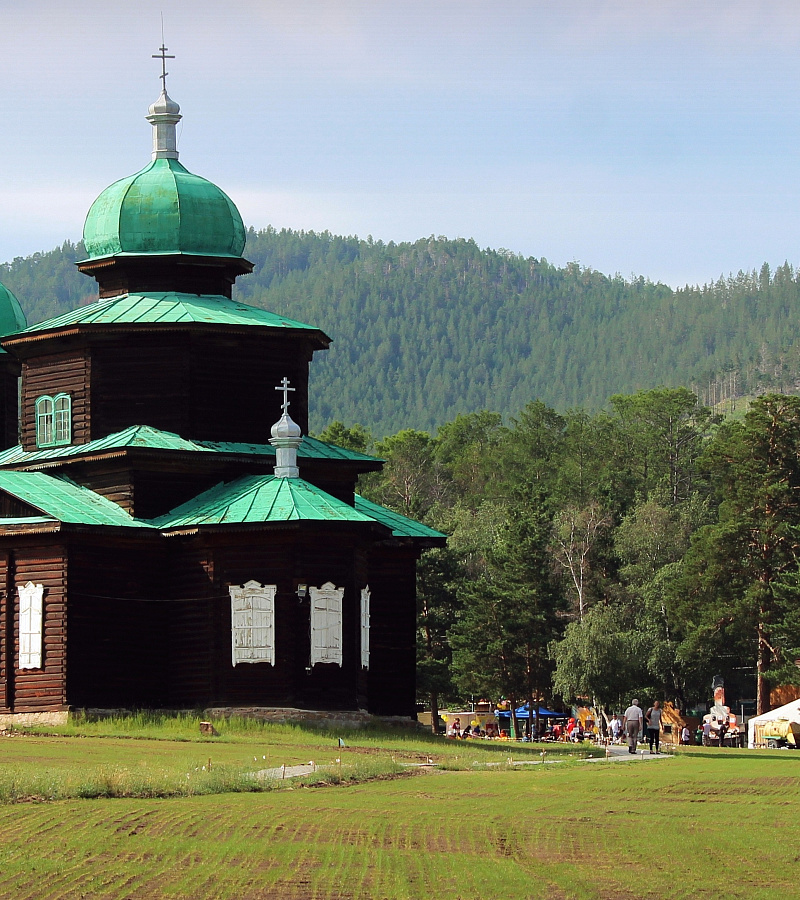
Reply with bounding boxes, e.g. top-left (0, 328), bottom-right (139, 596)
top-left (82, 331), bottom-right (317, 445)
top-left (365, 543), bottom-right (419, 717)
top-left (65, 537), bottom-right (168, 709)
top-left (90, 336), bottom-right (191, 440)
top-left (0, 361), bottom-right (20, 452)
top-left (163, 529), bottom-right (370, 710)
top-left (10, 543), bottom-right (68, 713)
top-left (187, 333), bottom-right (313, 442)
top-left (21, 351), bottom-right (90, 451)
